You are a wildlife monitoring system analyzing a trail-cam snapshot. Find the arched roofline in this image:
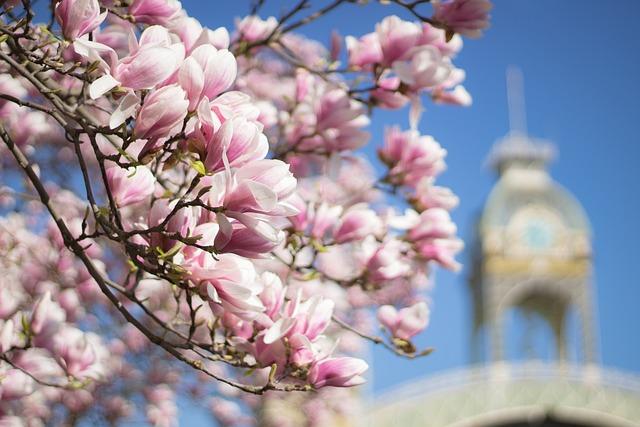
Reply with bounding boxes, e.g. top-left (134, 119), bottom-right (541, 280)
top-left (448, 405), bottom-right (637, 427)
top-left (367, 362), bottom-right (640, 427)
top-left (479, 174), bottom-right (591, 234)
